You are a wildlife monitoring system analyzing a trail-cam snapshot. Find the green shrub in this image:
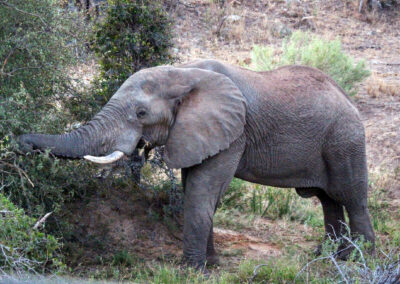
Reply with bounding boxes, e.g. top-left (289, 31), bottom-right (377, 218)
top-left (140, 152), bottom-right (183, 227)
top-left (92, 0), bottom-right (176, 102)
top-left (0, 0), bottom-right (99, 273)
top-left (251, 31), bottom-right (370, 96)
top-left (112, 250), bottom-right (135, 267)
top-left (220, 178), bottom-right (247, 211)
top-left (0, 0), bottom-right (98, 208)
top-left (0, 0), bottom-right (72, 99)
top-left (0, 194), bottom-right (63, 273)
